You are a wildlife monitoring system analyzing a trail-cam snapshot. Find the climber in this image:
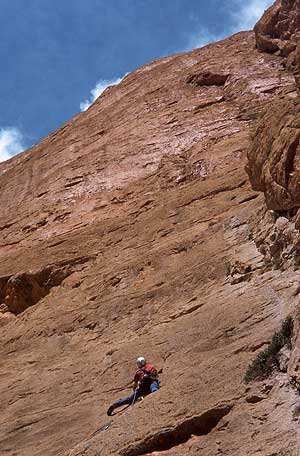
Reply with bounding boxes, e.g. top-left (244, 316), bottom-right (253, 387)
top-left (106, 356), bottom-right (160, 416)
